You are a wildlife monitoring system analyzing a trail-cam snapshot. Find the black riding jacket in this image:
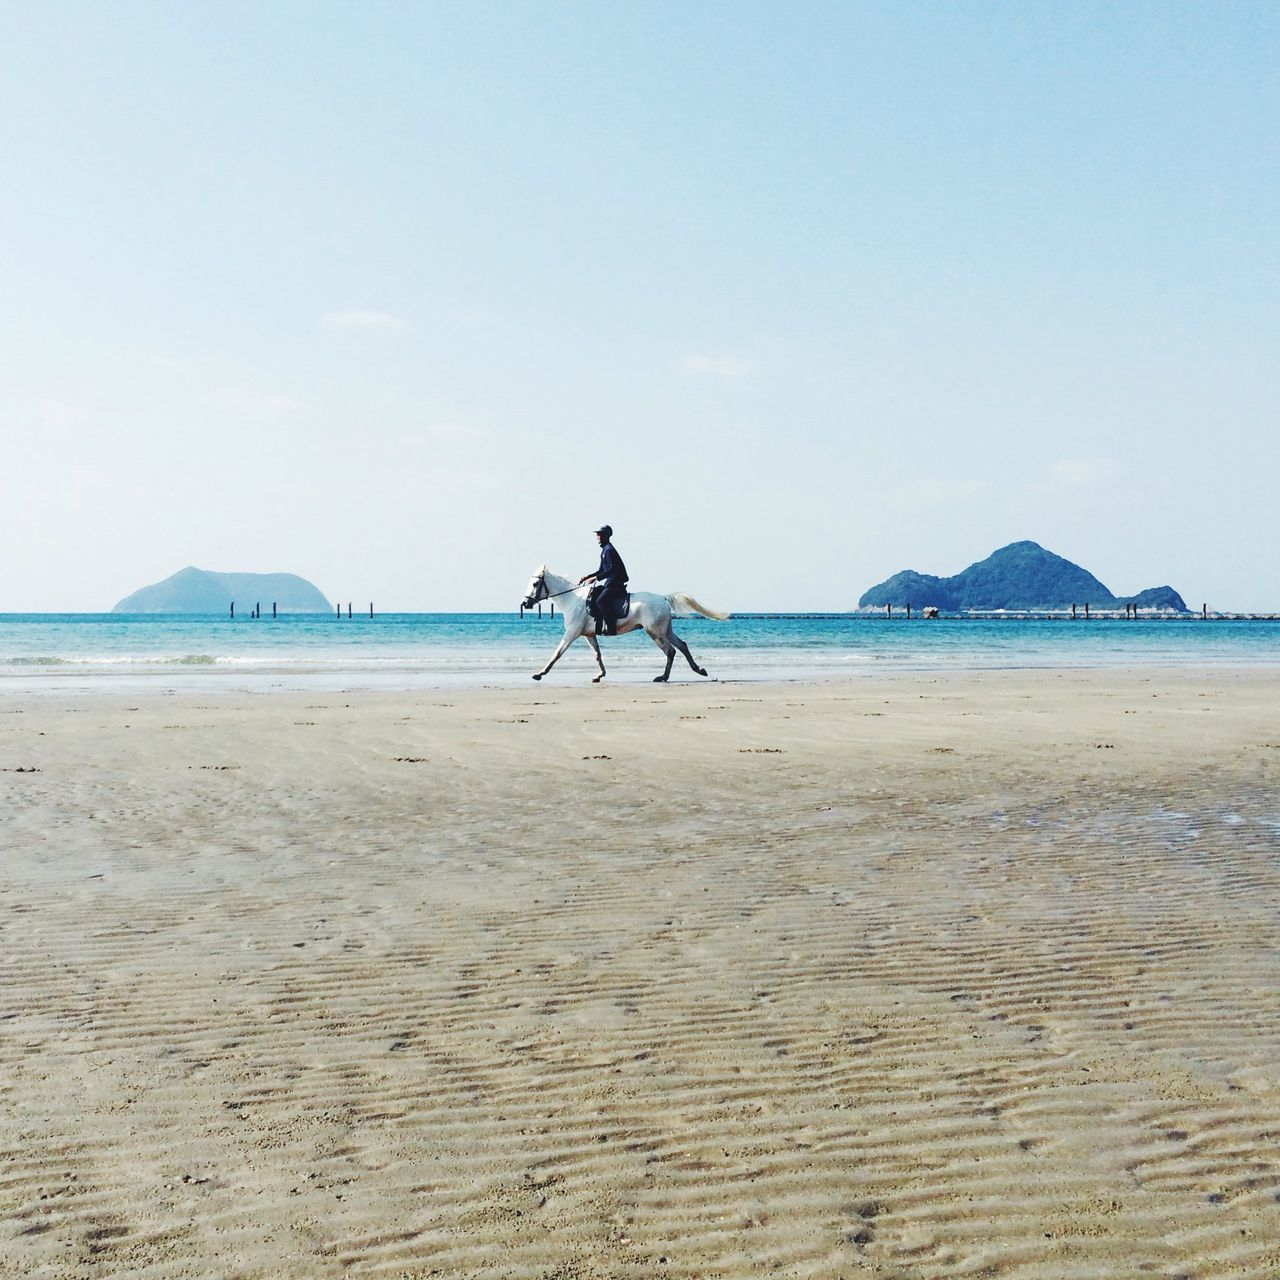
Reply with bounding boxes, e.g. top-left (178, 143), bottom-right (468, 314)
top-left (594, 543), bottom-right (628, 589)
